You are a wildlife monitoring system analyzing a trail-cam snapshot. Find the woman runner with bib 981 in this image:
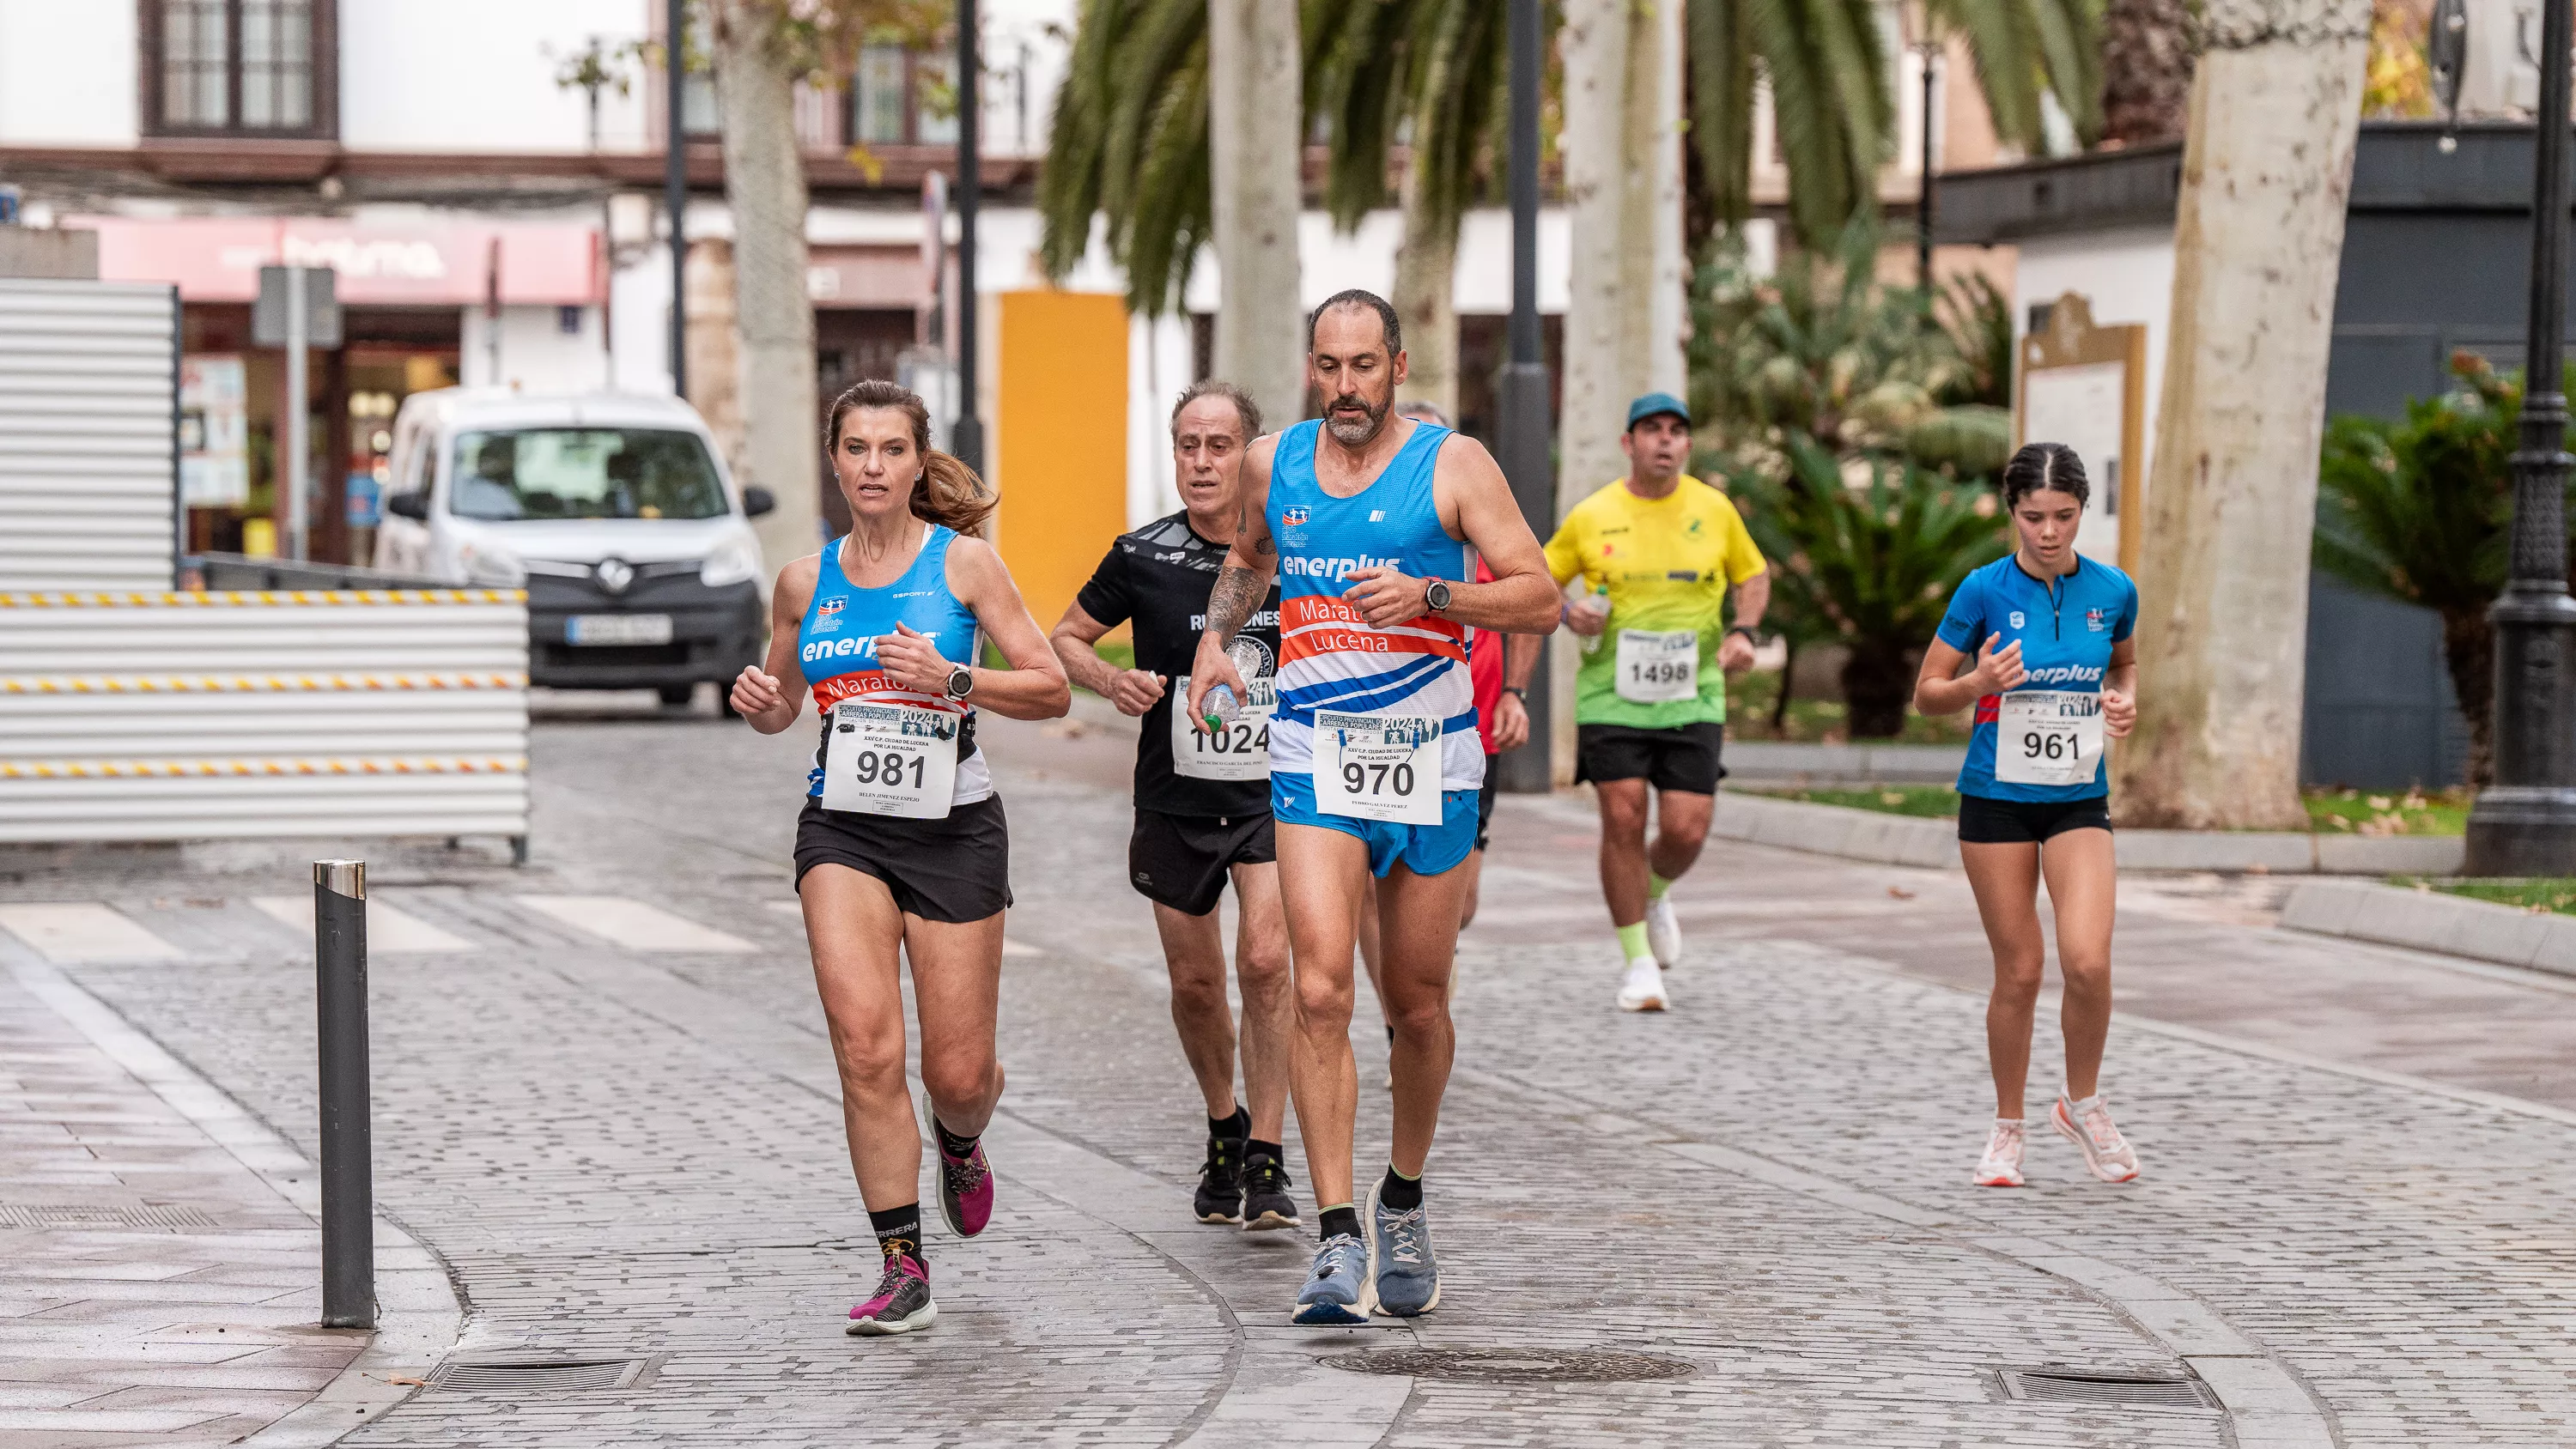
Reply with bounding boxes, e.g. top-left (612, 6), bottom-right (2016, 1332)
top-left (1912, 443), bottom-right (2141, 1189)
top-left (731, 380), bottom-right (1070, 1336)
